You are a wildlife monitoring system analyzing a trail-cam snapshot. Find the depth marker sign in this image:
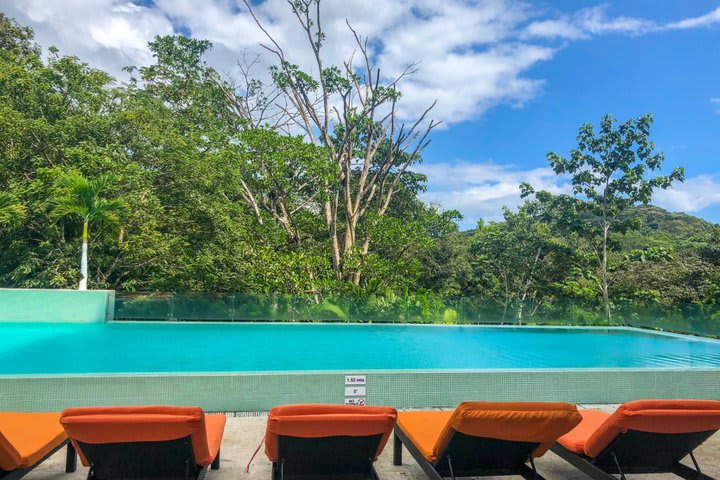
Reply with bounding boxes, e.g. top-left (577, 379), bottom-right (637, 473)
top-left (344, 386), bottom-right (366, 396)
top-left (344, 374), bottom-right (367, 405)
top-left (345, 375), bottom-right (366, 385)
